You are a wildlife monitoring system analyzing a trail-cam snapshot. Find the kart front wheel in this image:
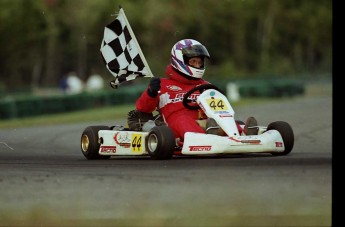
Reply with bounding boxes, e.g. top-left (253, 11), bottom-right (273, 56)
top-left (146, 125), bottom-right (175, 160)
top-left (267, 121), bottom-right (294, 156)
top-left (81, 126), bottom-right (111, 160)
